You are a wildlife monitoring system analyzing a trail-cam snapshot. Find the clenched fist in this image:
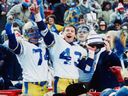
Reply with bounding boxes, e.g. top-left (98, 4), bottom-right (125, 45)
top-left (30, 3), bottom-right (39, 14)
